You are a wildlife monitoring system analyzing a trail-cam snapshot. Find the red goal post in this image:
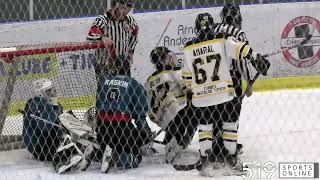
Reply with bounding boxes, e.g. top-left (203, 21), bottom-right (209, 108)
top-left (0, 41), bottom-right (105, 151)
top-left (0, 42), bottom-right (105, 60)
